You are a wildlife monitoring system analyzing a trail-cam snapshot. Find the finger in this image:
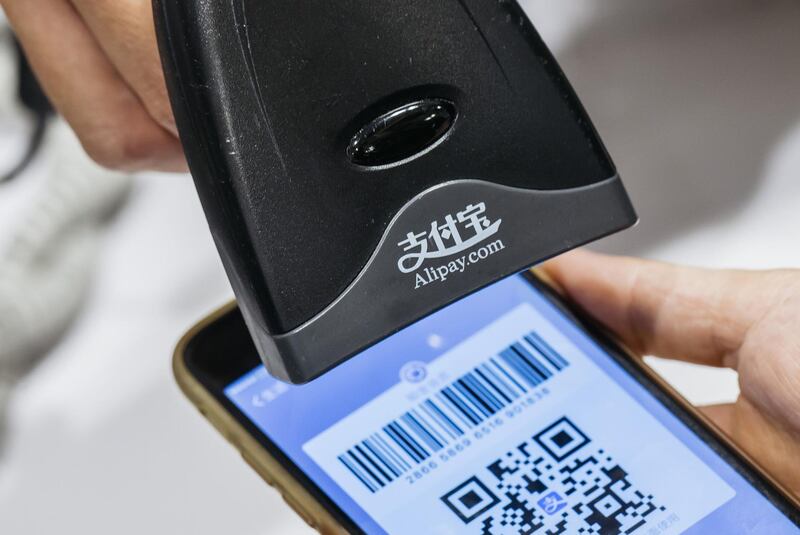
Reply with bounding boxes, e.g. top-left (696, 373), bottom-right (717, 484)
top-left (541, 249), bottom-right (788, 369)
top-left (3, 0), bottom-right (186, 172)
top-left (68, 0), bottom-right (178, 136)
